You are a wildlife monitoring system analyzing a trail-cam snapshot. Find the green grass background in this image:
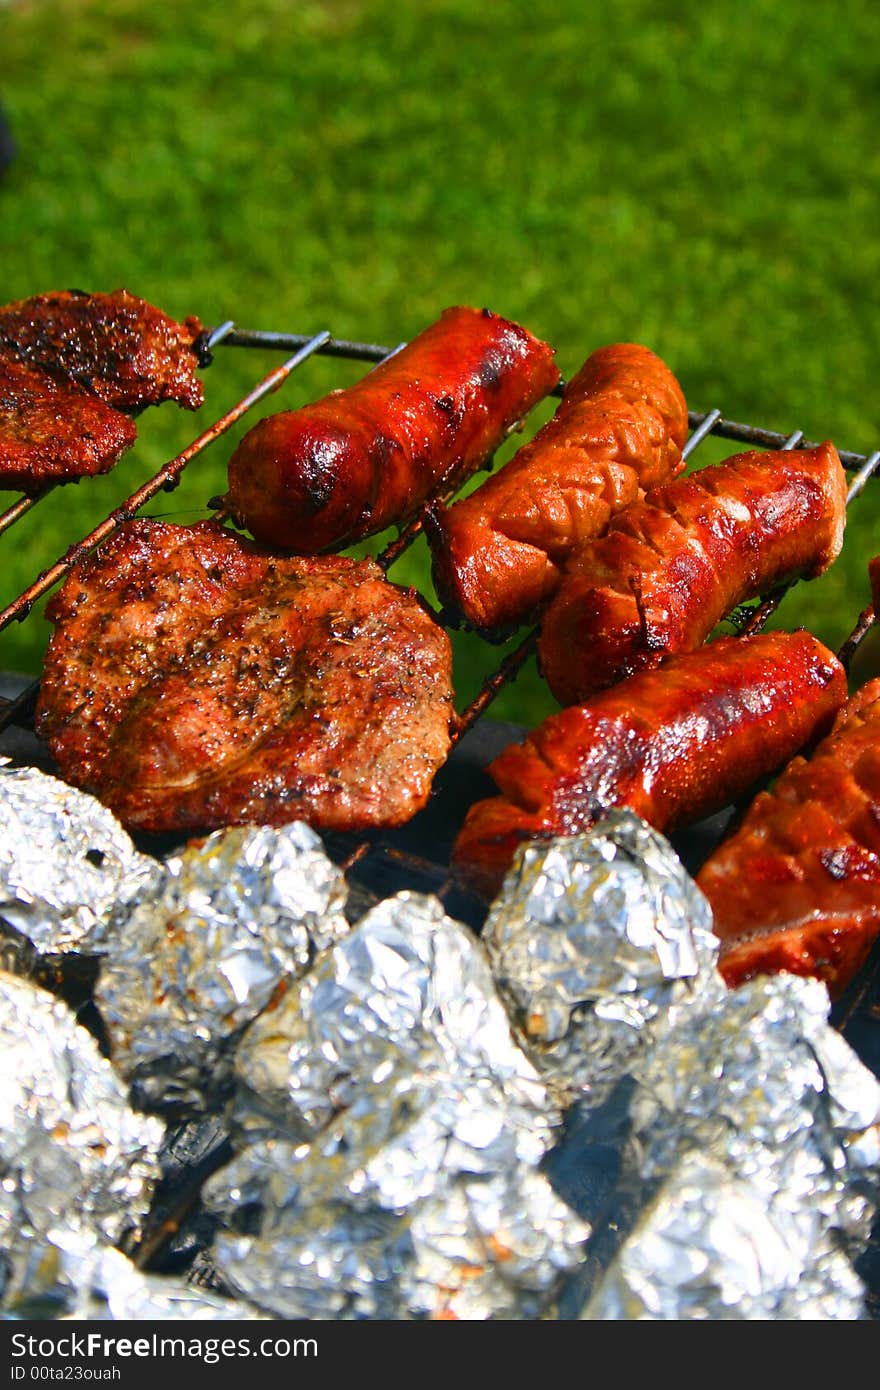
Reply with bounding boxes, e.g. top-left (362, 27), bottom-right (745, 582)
top-left (2, 0), bottom-right (880, 723)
